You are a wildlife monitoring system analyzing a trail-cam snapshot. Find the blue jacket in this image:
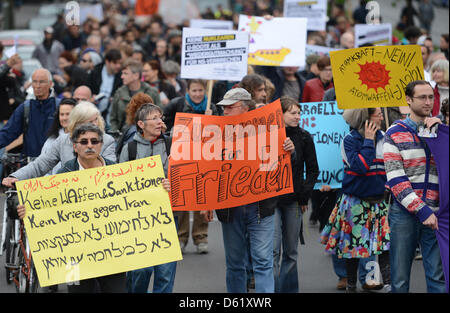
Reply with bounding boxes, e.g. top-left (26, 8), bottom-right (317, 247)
top-left (0, 96), bottom-right (60, 157)
top-left (341, 128), bottom-right (386, 198)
